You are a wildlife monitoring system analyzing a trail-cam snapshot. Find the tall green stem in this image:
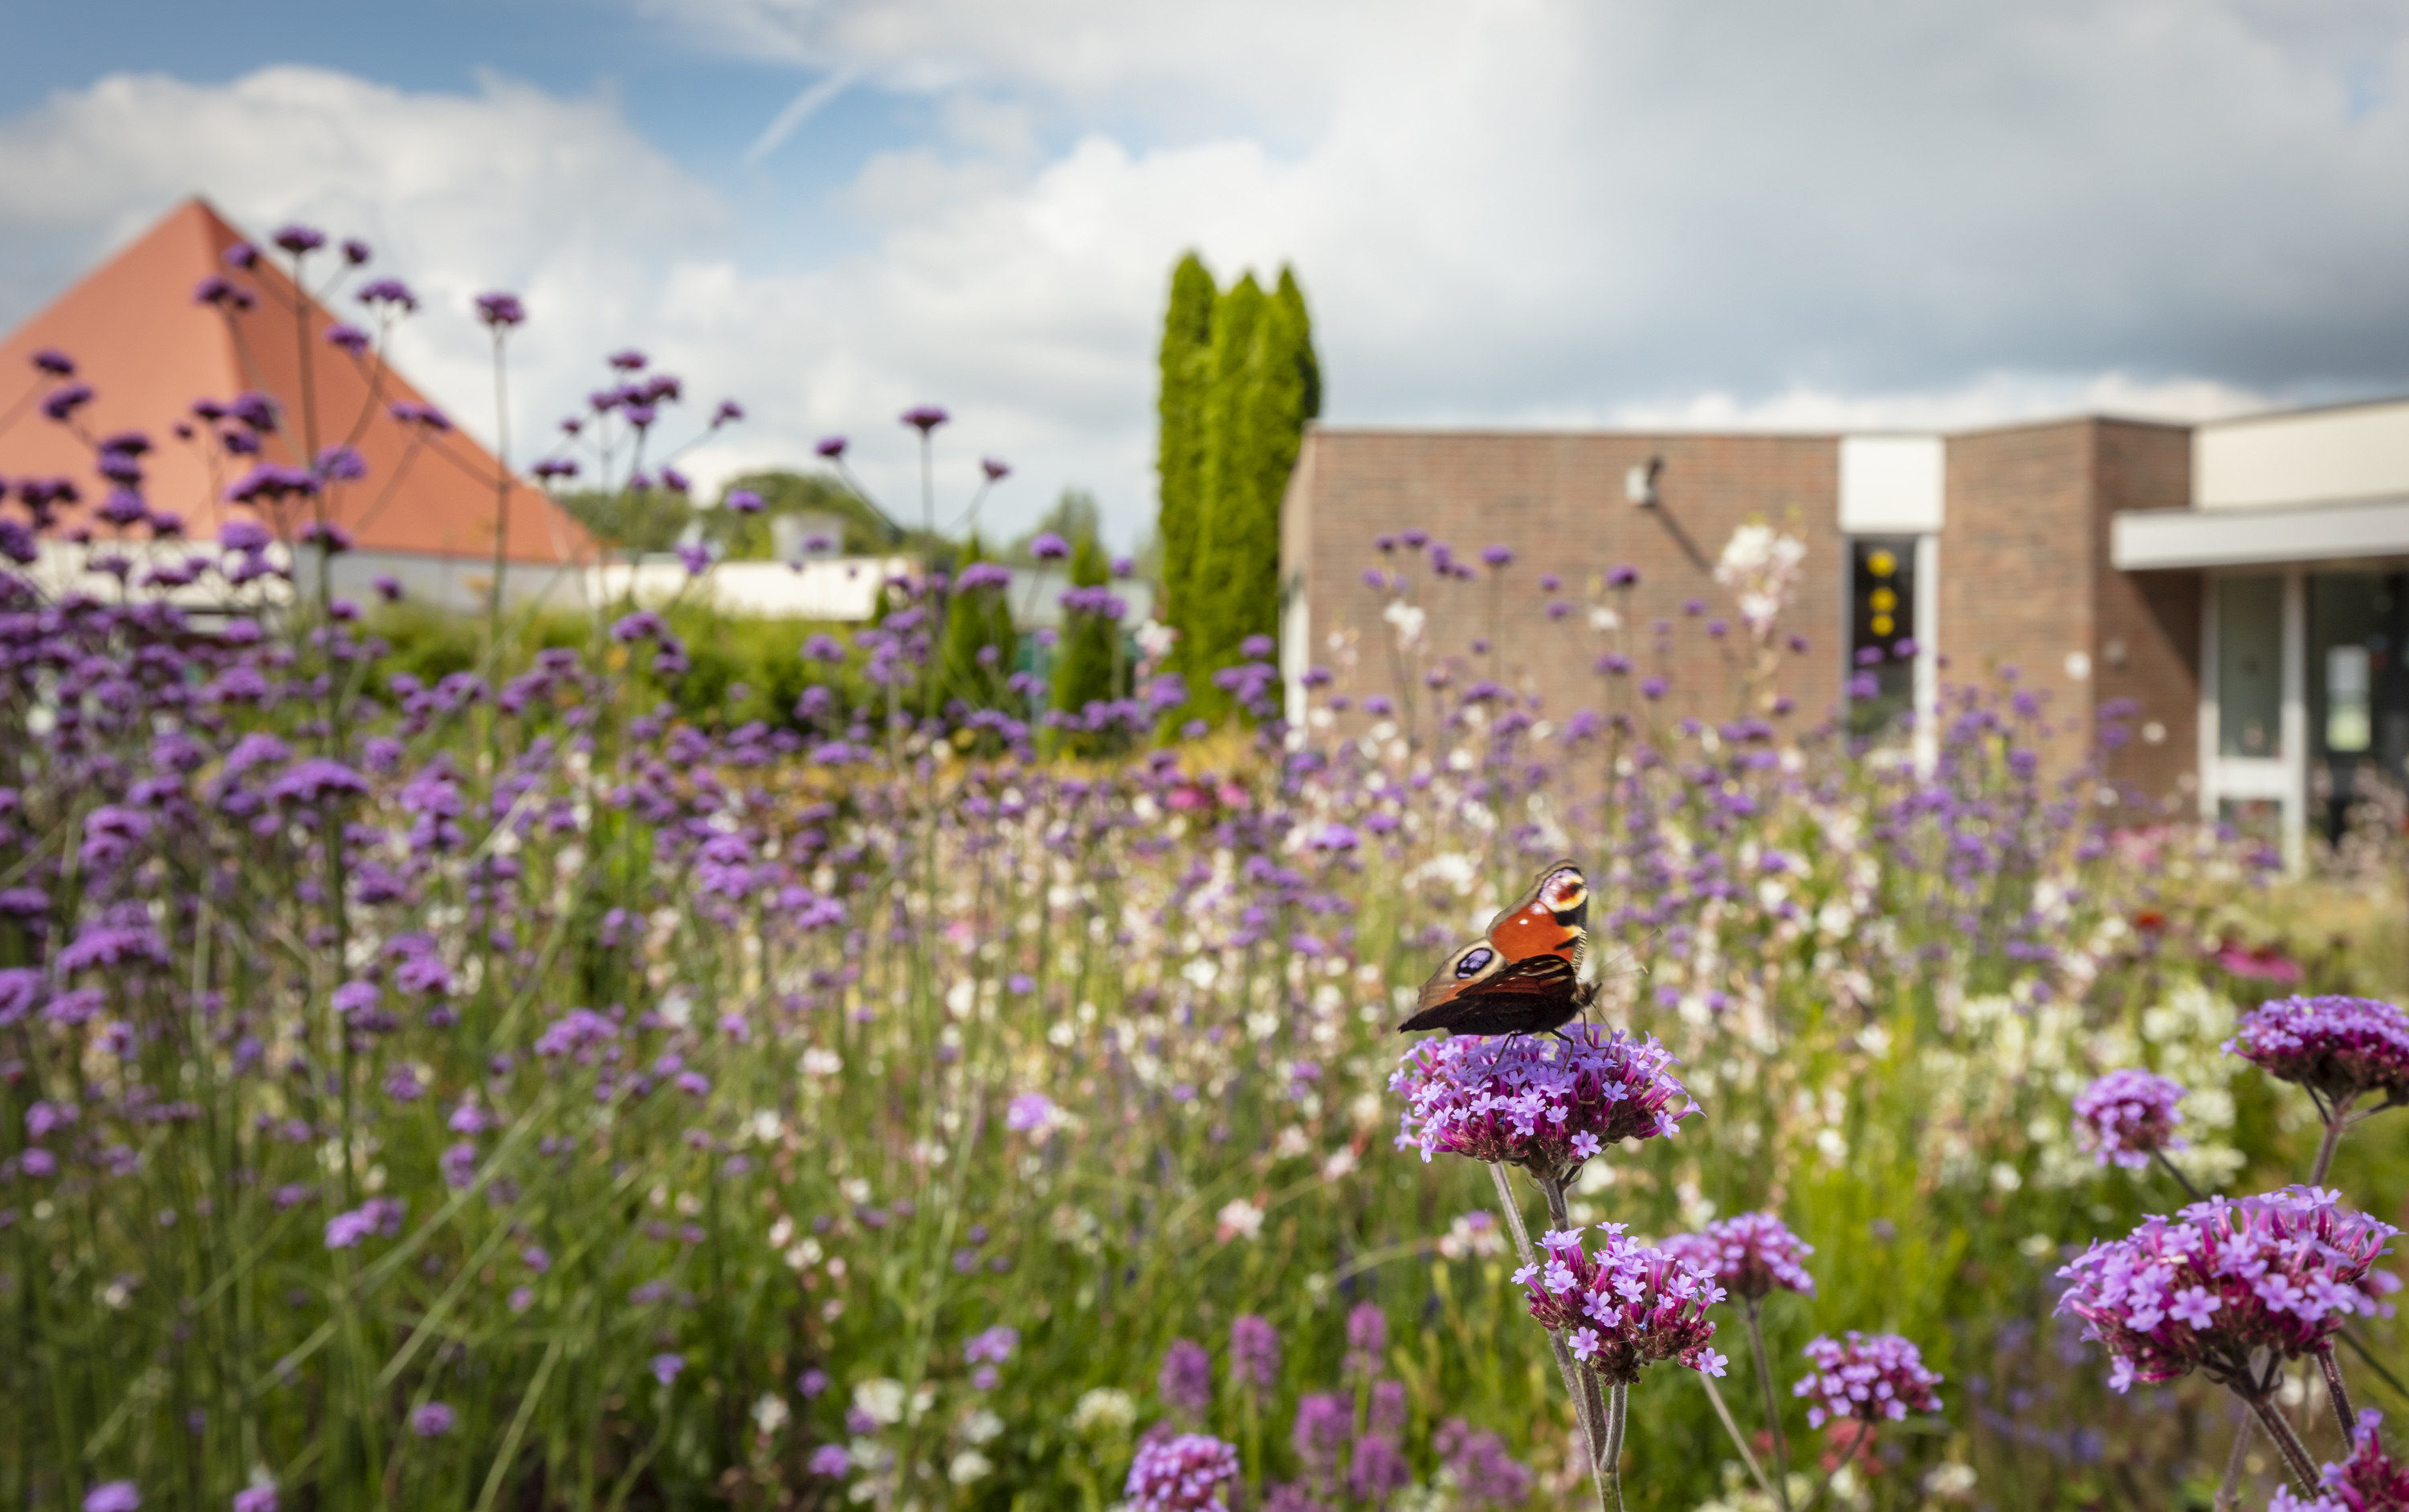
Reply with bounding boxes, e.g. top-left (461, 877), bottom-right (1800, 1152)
top-left (1745, 1298), bottom-right (1795, 1511)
